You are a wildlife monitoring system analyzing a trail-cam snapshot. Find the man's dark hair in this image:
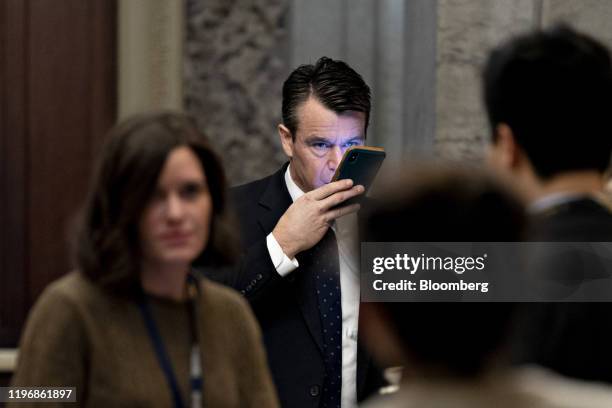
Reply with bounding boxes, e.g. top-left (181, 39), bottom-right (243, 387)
top-left (483, 24), bottom-right (612, 179)
top-left (75, 112), bottom-right (237, 295)
top-left (362, 165), bottom-right (526, 377)
top-left (282, 56), bottom-right (371, 138)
